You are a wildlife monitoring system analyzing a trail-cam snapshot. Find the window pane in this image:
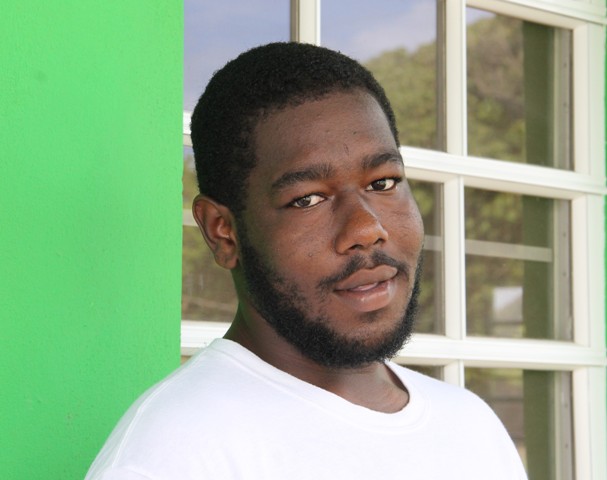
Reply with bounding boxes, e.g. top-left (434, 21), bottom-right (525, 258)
top-left (409, 180), bottom-right (444, 334)
top-left (322, 0), bottom-right (441, 150)
top-left (183, 146), bottom-right (197, 209)
top-left (183, 1), bottom-right (288, 321)
top-left (465, 368), bottom-right (574, 480)
top-left (466, 9), bottom-right (572, 169)
top-left (182, 225), bottom-right (237, 322)
top-left (184, 0), bottom-right (289, 110)
top-left (403, 364), bottom-right (443, 380)
top-left (183, 146), bottom-right (237, 323)
top-left (465, 188), bottom-right (571, 340)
